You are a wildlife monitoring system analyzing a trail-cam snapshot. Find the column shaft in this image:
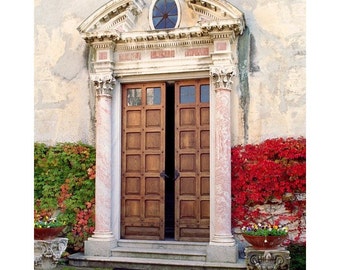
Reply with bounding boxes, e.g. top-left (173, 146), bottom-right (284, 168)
top-left (211, 87), bottom-right (234, 244)
top-left (94, 93), bottom-right (113, 237)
